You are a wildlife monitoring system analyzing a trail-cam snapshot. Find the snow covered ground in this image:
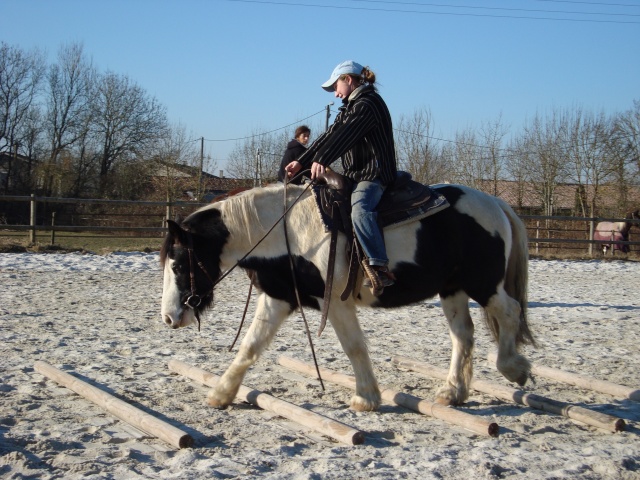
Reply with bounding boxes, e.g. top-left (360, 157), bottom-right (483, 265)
top-left (1, 253), bottom-right (639, 479)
